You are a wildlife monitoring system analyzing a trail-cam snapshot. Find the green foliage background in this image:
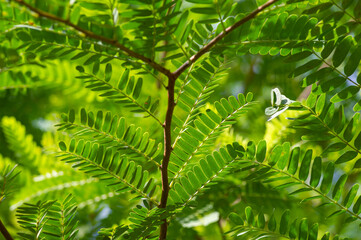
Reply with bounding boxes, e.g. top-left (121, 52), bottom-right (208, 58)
top-left (1, 0), bottom-right (361, 239)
